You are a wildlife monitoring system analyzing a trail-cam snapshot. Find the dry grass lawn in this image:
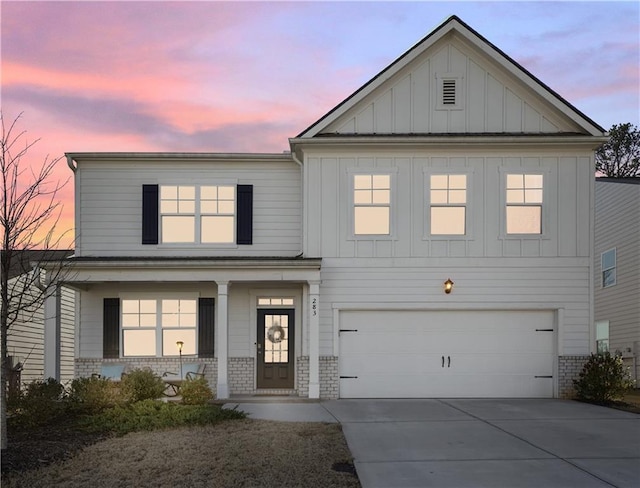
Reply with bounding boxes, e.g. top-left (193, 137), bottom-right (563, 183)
top-left (3, 419), bottom-right (361, 488)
